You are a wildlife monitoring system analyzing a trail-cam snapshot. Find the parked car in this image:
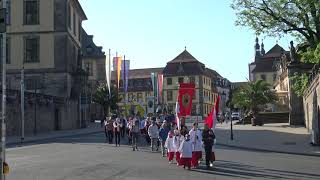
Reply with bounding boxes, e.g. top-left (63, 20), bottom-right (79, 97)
top-left (231, 112), bottom-right (240, 120)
